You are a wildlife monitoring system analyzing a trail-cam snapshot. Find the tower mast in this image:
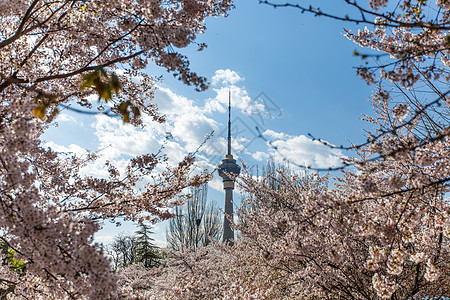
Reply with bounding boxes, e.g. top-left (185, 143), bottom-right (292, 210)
top-left (227, 90), bottom-right (232, 156)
